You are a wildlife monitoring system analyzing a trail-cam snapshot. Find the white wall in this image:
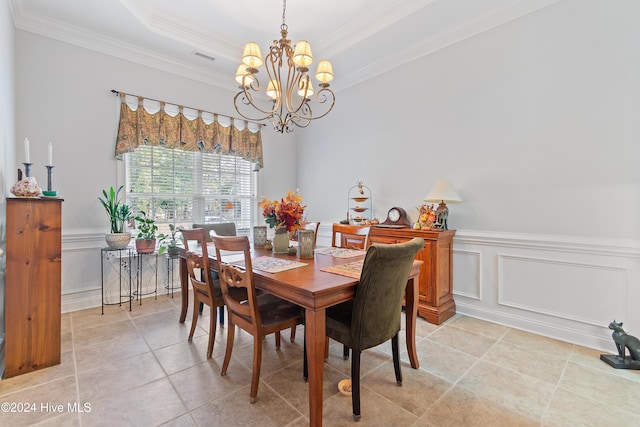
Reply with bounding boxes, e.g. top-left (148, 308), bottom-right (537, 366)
top-left (0, 0), bottom-right (16, 376)
top-left (10, 0), bottom-right (640, 352)
top-left (14, 31), bottom-right (297, 312)
top-left (303, 0), bottom-right (640, 351)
